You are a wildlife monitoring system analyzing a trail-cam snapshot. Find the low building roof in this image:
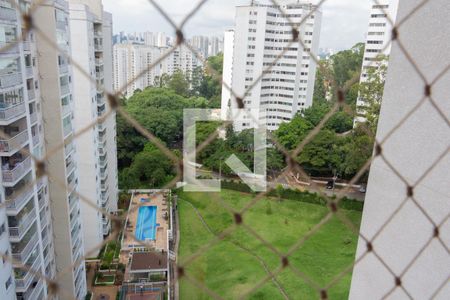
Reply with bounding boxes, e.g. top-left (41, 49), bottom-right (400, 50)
top-left (130, 251), bottom-right (168, 272)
